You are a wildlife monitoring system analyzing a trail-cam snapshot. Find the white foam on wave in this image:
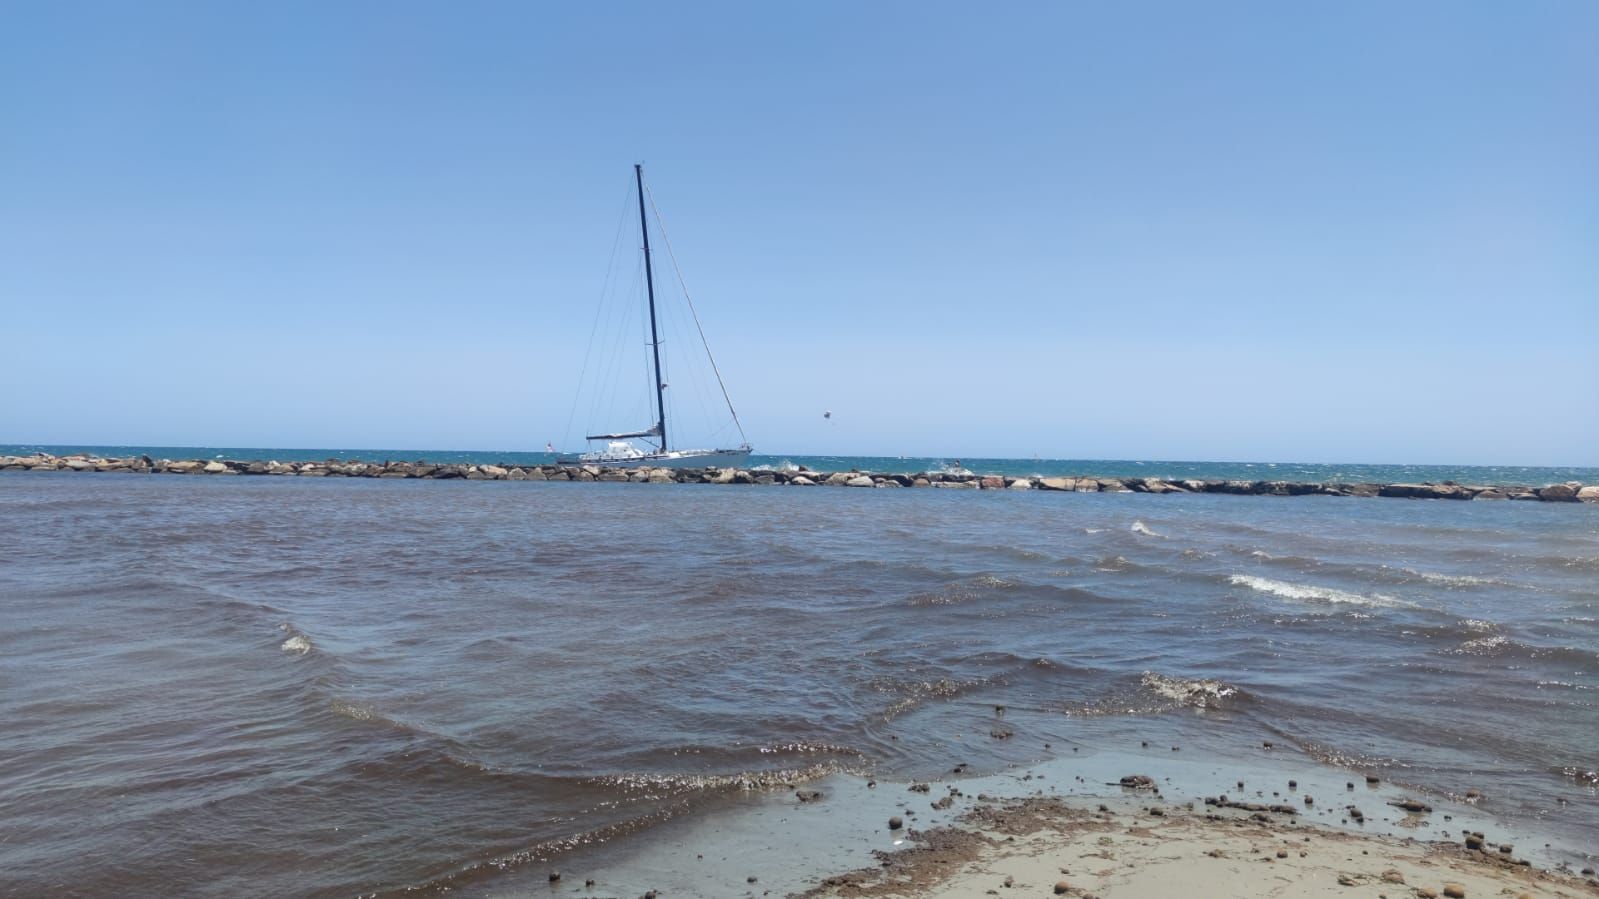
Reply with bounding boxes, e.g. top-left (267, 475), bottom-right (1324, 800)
top-left (1130, 520), bottom-right (1163, 538)
top-left (280, 634), bottom-right (313, 655)
top-left (1228, 575), bottom-right (1411, 608)
top-left (751, 460), bottom-right (802, 473)
top-left (1399, 567), bottom-right (1494, 587)
top-left (1453, 635), bottom-right (1508, 655)
top-left (1140, 671), bottom-right (1238, 709)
